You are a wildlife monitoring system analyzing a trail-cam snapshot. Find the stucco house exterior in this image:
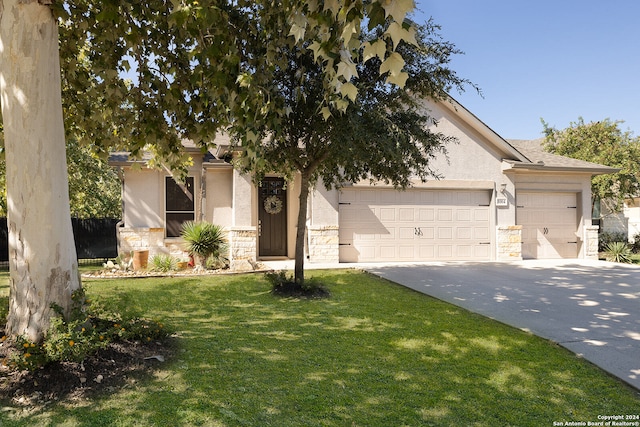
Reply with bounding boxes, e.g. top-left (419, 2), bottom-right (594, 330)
top-left (109, 97), bottom-right (616, 269)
